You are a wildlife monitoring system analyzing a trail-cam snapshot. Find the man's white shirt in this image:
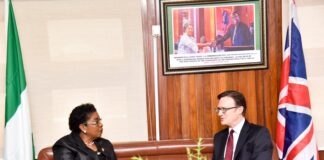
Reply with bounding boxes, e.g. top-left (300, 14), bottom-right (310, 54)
top-left (224, 118), bottom-right (245, 160)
